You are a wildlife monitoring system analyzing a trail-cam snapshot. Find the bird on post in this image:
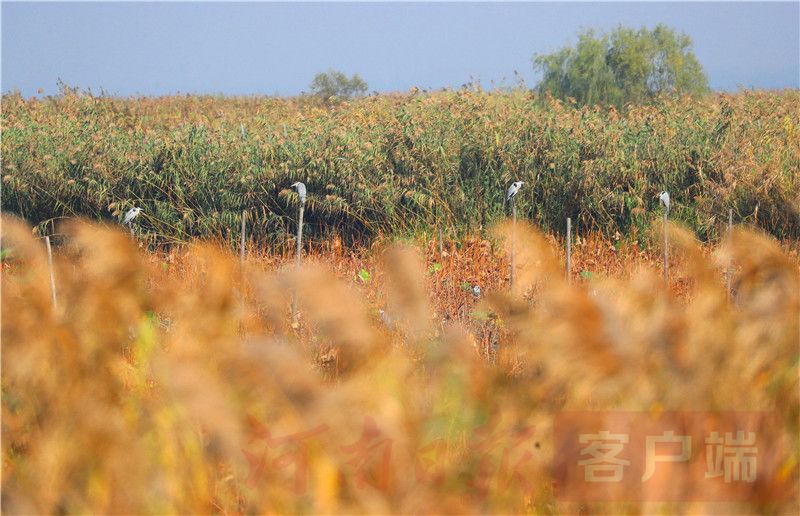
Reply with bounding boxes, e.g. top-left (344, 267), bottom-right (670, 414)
top-left (291, 182), bottom-right (307, 204)
top-left (658, 191), bottom-right (670, 214)
top-left (505, 181), bottom-right (523, 207)
top-left (123, 207), bottom-right (142, 225)
top-left (471, 284), bottom-right (482, 299)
